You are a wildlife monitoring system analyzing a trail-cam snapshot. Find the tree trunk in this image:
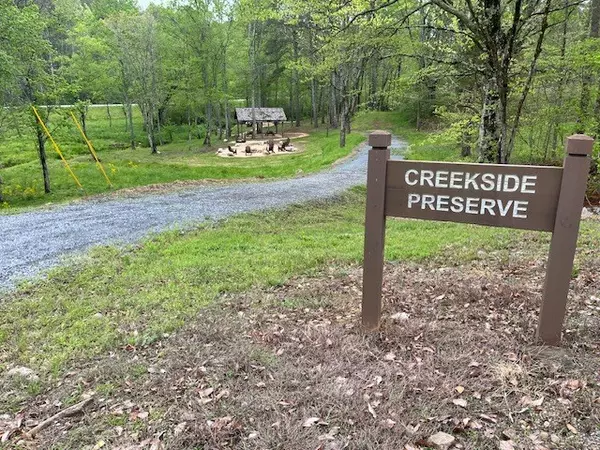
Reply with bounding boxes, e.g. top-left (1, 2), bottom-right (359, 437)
top-left (106, 103), bottom-right (112, 128)
top-left (147, 109), bottom-right (158, 154)
top-left (579, 0), bottom-right (600, 128)
top-left (593, 0), bottom-right (600, 135)
top-left (330, 72), bottom-right (338, 128)
top-left (311, 78), bottom-right (318, 128)
top-left (478, 0), bottom-right (504, 163)
top-left (80, 110), bottom-right (88, 139)
top-left (497, 74), bottom-right (509, 163)
top-left (215, 102), bottom-right (223, 140)
top-left (292, 29), bottom-right (300, 127)
top-left (126, 100), bottom-right (135, 150)
top-left (369, 57), bottom-right (378, 109)
top-left (35, 121), bottom-right (51, 193)
top-left (476, 77), bottom-right (501, 163)
top-left (249, 21), bottom-right (257, 137)
top-left (157, 110), bottom-right (164, 146)
top-left (504, 0), bottom-right (551, 162)
top-left (339, 69), bottom-right (349, 148)
top-left (223, 56), bottom-right (231, 139)
top-left (204, 101), bottom-right (212, 146)
top-left (187, 106), bottom-right (192, 145)
top-left (552, 0), bottom-right (570, 155)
